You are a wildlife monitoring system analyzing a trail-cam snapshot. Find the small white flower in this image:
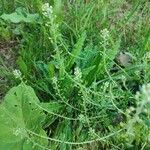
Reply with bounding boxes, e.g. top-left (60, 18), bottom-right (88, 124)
top-left (135, 91), bottom-right (140, 99)
top-left (13, 128), bottom-right (26, 139)
top-left (104, 81), bottom-right (109, 88)
top-left (88, 128), bottom-right (96, 138)
top-left (74, 67), bottom-right (82, 81)
top-left (52, 76), bottom-right (57, 84)
top-left (78, 114), bottom-right (86, 123)
top-left (100, 28), bottom-right (110, 46)
top-left (13, 69), bottom-right (22, 79)
top-left (42, 3), bottom-right (53, 18)
top-left (129, 107), bottom-right (135, 112)
top-left (101, 28), bottom-right (109, 40)
top-left (89, 128), bottom-right (95, 134)
top-left (45, 23), bottom-right (50, 26)
top-left (13, 128), bottom-right (22, 136)
top-left (143, 52), bottom-right (150, 60)
top-left (136, 83), bottom-right (150, 103)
